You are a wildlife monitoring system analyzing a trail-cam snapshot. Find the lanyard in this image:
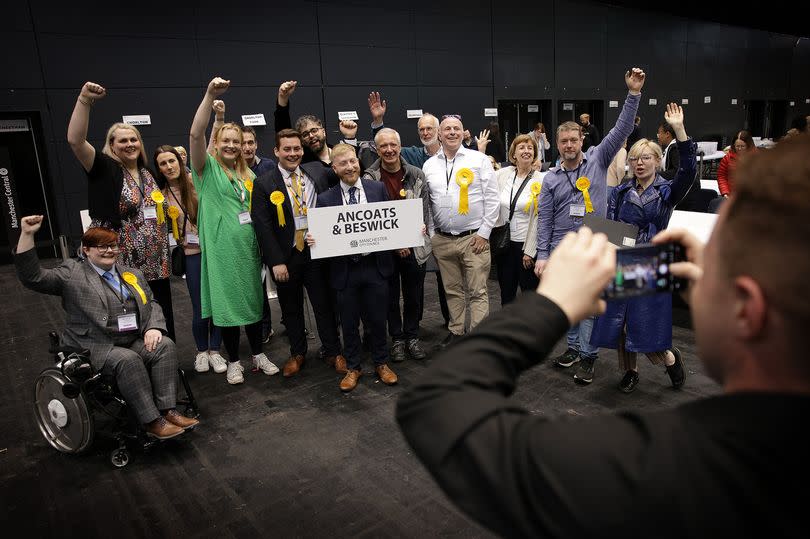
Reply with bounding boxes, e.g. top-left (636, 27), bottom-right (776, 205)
top-left (125, 167), bottom-right (148, 206)
top-left (287, 171), bottom-right (307, 214)
top-left (563, 162), bottom-right (583, 193)
top-left (167, 187), bottom-right (188, 237)
top-left (508, 170), bottom-right (533, 221)
top-left (444, 157), bottom-right (456, 191)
